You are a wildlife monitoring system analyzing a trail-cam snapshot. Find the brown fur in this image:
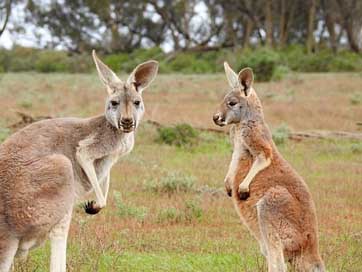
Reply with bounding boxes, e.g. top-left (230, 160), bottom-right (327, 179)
top-left (214, 64), bottom-right (324, 271)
